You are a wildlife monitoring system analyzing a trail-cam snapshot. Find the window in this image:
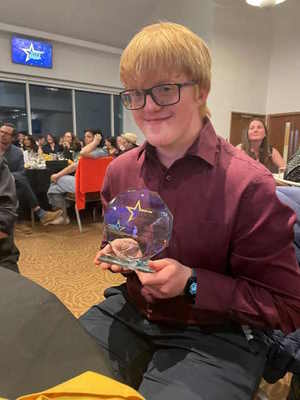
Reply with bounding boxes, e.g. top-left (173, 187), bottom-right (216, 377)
top-left (0, 81), bottom-right (28, 132)
top-left (30, 85), bottom-right (73, 137)
top-left (75, 91), bottom-right (111, 140)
